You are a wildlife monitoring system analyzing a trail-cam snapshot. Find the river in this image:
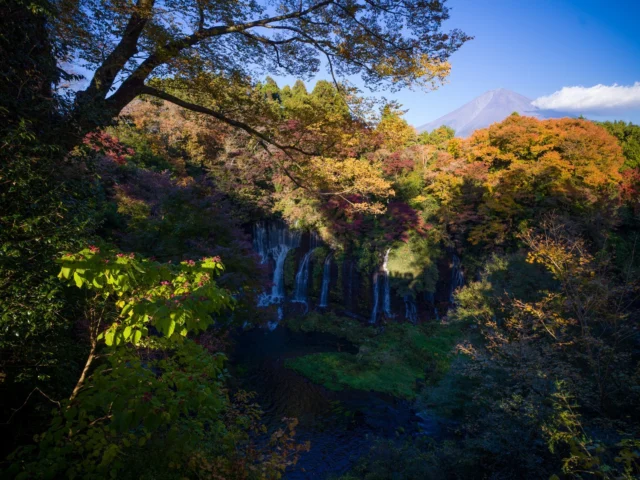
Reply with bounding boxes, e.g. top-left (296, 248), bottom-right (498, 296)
top-left (229, 326), bottom-right (425, 479)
